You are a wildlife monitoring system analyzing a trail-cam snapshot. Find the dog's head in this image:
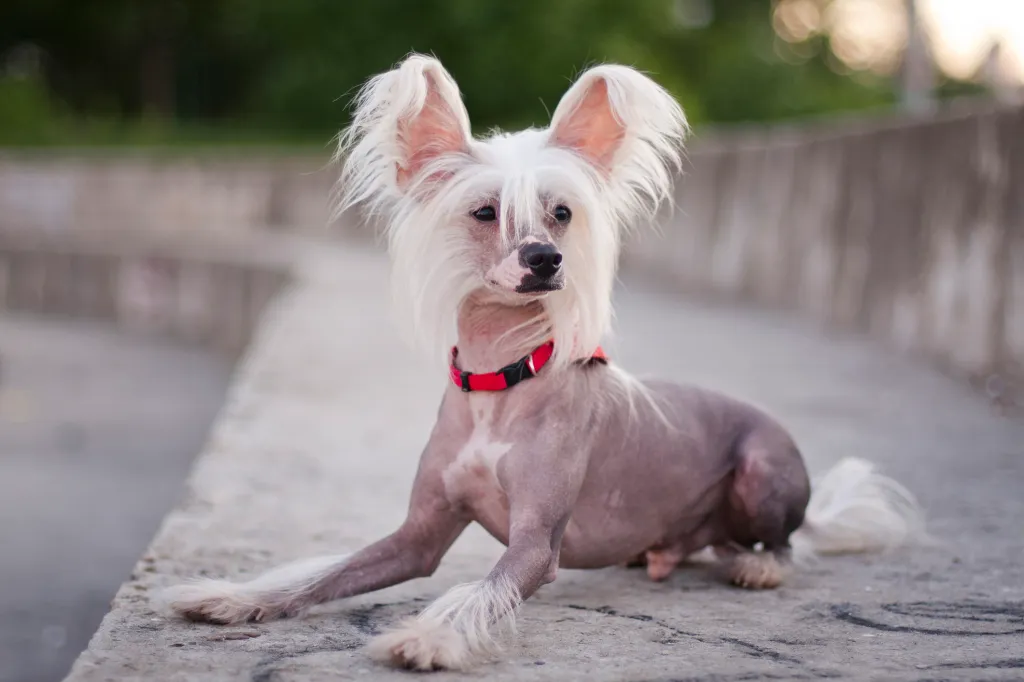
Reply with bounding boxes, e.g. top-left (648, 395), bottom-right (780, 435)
top-left (336, 54), bottom-right (686, 365)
